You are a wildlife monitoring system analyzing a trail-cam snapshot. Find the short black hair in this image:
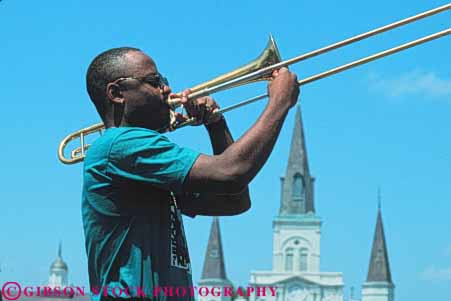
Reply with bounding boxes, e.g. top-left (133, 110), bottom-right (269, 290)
top-left (86, 47), bottom-right (141, 119)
